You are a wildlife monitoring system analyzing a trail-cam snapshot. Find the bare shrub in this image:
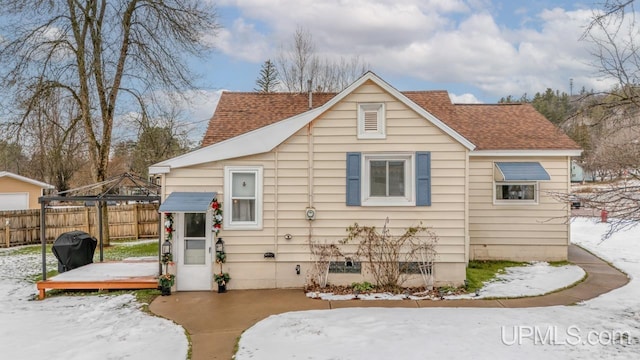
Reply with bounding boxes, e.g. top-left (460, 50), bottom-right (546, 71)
top-left (341, 218), bottom-right (438, 293)
top-left (307, 240), bottom-right (343, 288)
